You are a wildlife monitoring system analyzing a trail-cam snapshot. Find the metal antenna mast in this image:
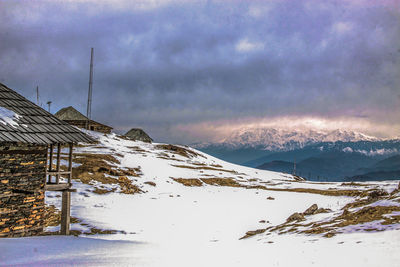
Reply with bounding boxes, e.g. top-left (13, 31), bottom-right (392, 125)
top-left (47, 101), bottom-right (52, 113)
top-left (36, 86), bottom-right (39, 106)
top-left (86, 47), bottom-right (94, 130)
